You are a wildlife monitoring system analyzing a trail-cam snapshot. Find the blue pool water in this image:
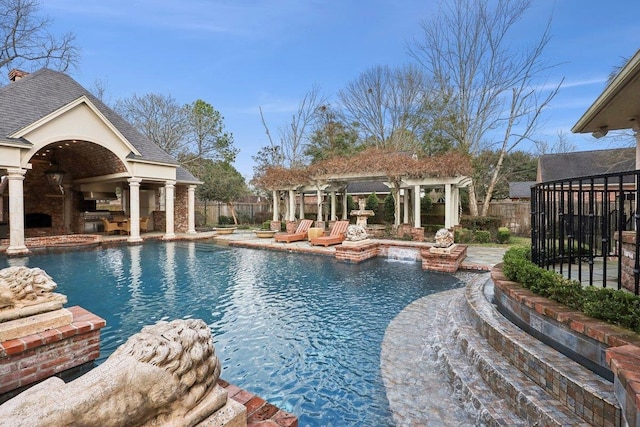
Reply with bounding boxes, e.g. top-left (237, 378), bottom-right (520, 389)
top-left (2, 241), bottom-right (463, 426)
